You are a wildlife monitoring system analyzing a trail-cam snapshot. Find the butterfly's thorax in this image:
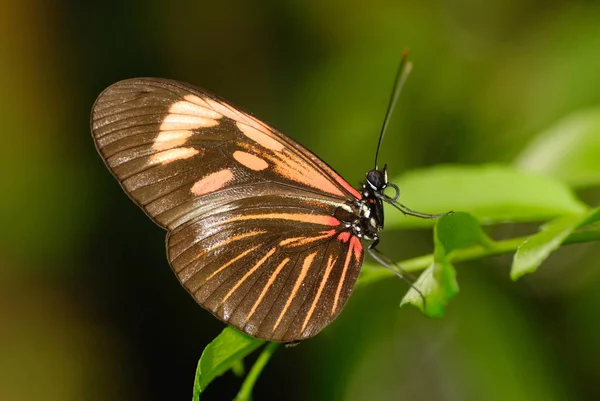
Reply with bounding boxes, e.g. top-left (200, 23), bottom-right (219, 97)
top-left (349, 190), bottom-right (383, 241)
top-left (344, 168), bottom-right (390, 244)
